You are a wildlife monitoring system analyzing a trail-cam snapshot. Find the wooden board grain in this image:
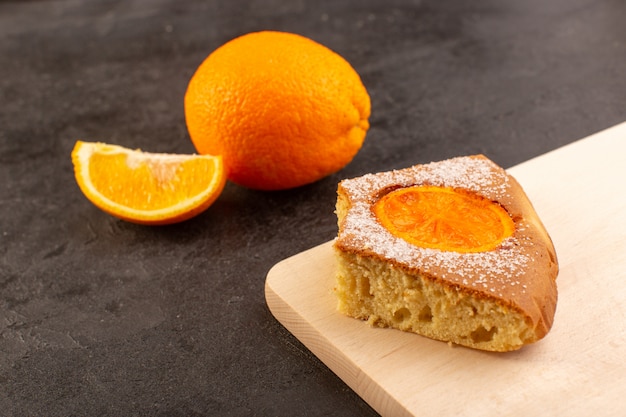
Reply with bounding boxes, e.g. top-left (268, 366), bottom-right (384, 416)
top-left (265, 122), bottom-right (626, 417)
